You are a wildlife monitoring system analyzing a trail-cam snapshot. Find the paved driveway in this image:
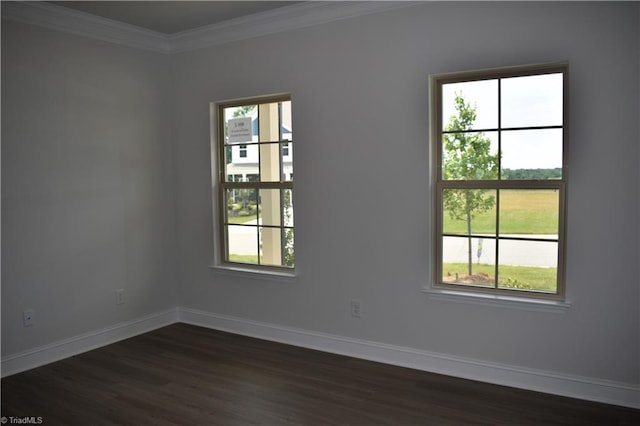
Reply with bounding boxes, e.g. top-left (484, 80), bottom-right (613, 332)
top-left (228, 223), bottom-right (557, 268)
top-left (443, 235), bottom-right (558, 267)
